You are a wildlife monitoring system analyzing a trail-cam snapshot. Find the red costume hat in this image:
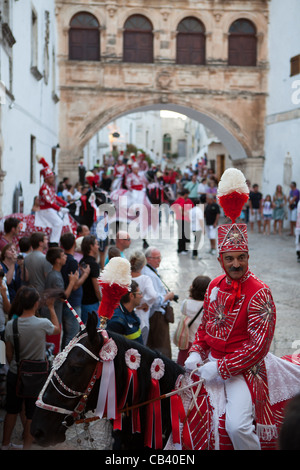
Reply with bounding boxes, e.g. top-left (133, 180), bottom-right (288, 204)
top-left (36, 155), bottom-right (54, 179)
top-left (217, 168), bottom-right (249, 253)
